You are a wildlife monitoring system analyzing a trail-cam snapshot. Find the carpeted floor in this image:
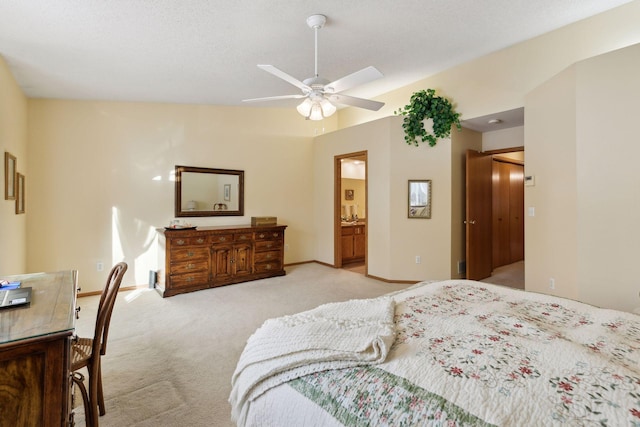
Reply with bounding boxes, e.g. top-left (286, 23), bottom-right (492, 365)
top-left (72, 263), bottom-right (415, 426)
top-left (481, 260), bottom-right (524, 289)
